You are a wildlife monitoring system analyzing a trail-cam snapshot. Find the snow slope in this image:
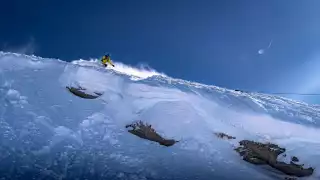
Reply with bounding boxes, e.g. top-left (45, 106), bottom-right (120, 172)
top-left (0, 52), bottom-right (319, 180)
